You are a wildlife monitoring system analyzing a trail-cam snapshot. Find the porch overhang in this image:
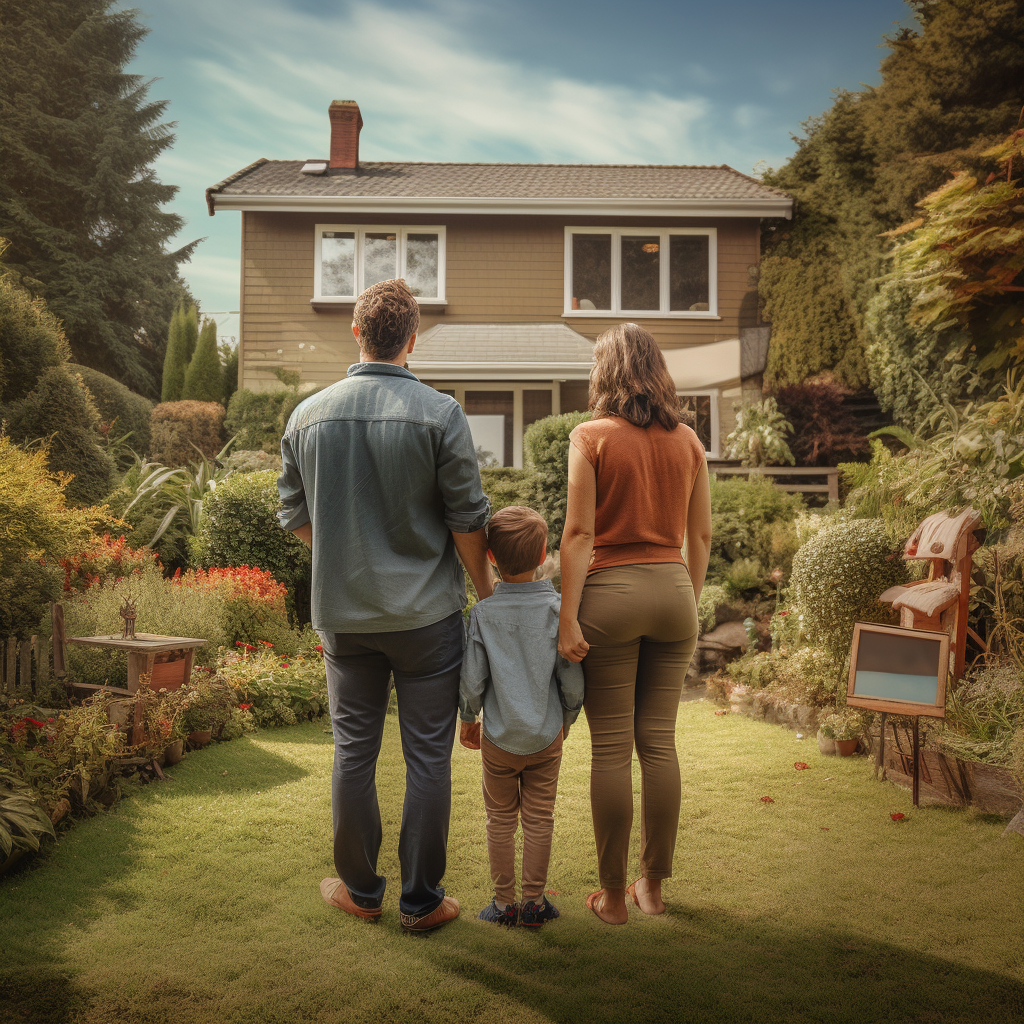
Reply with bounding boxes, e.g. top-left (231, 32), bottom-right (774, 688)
top-left (662, 339), bottom-right (742, 390)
